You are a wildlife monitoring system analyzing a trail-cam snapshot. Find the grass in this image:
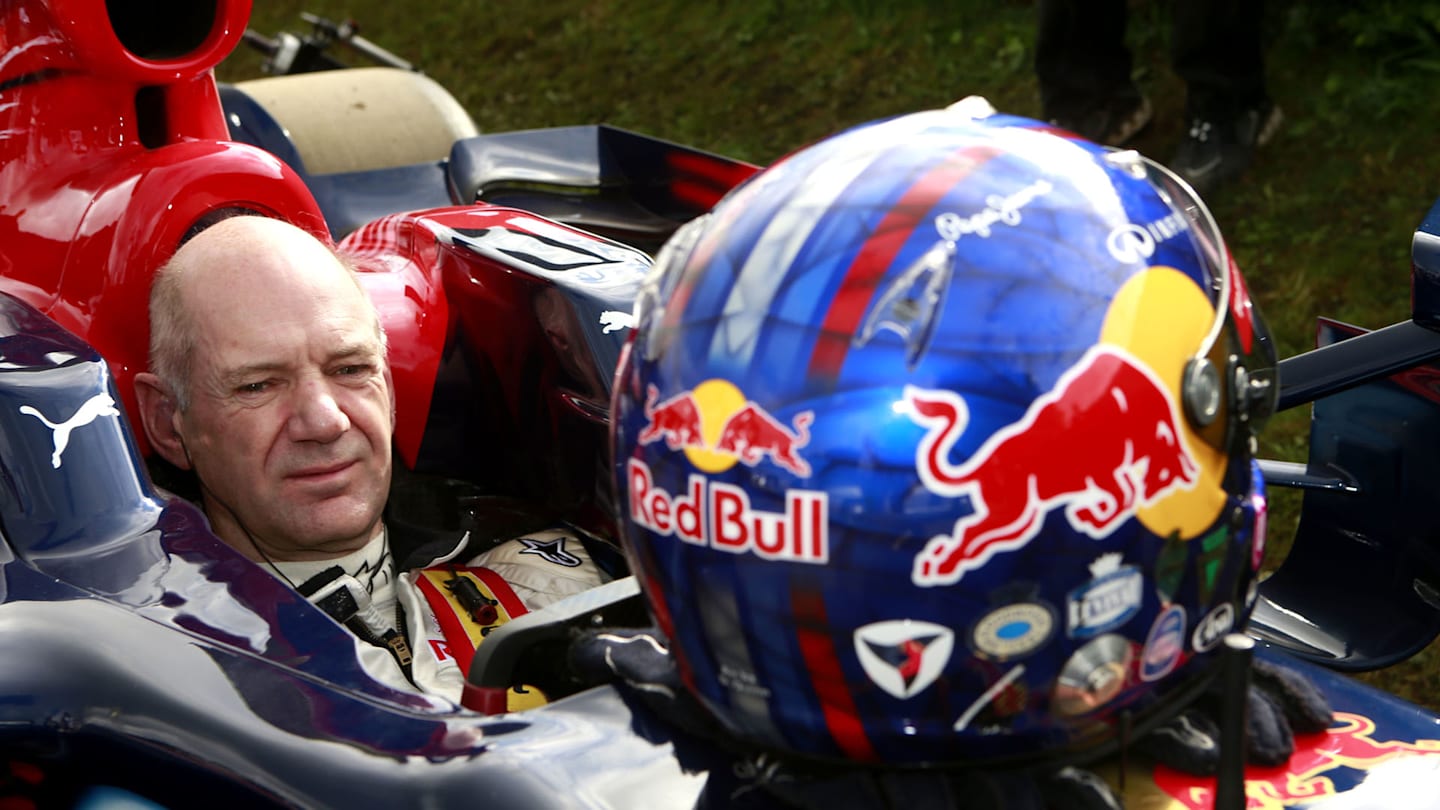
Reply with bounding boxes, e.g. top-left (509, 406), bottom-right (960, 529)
top-left (223, 1), bottom-right (1440, 705)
